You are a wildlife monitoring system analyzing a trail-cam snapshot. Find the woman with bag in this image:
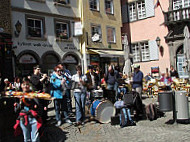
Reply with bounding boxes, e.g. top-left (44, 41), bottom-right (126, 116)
top-left (71, 65), bottom-right (87, 126)
top-left (50, 65), bottom-right (72, 126)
